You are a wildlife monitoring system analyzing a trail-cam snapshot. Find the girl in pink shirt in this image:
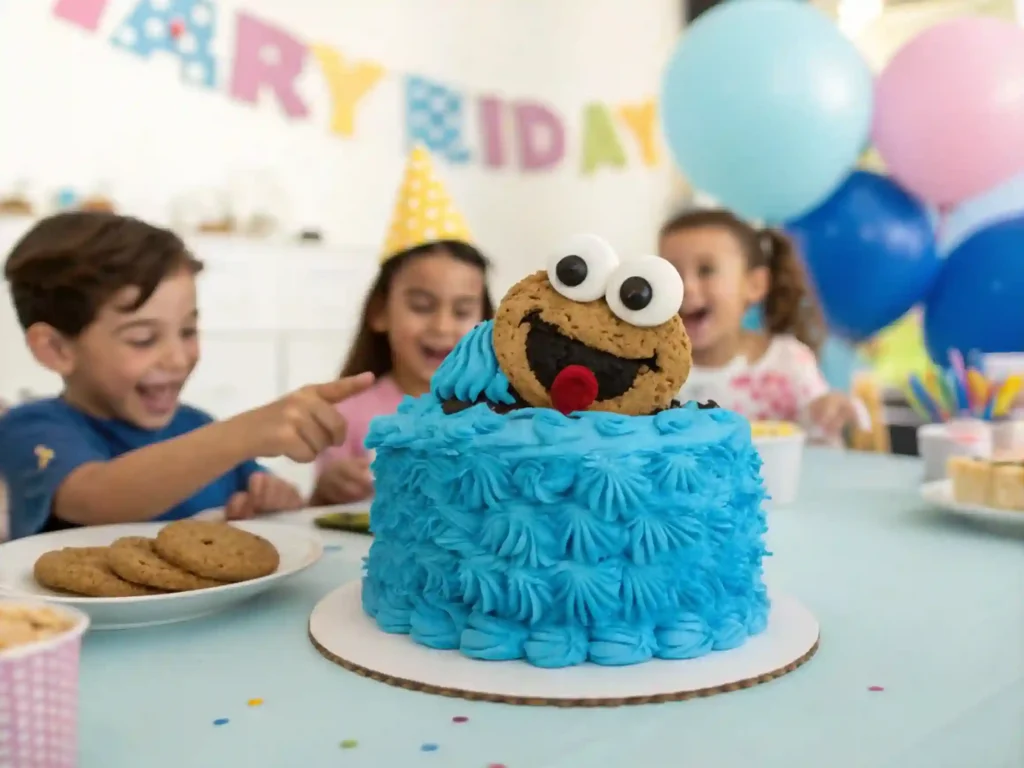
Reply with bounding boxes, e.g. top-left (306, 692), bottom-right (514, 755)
top-left (660, 209), bottom-right (859, 440)
top-left (311, 240), bottom-right (494, 505)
